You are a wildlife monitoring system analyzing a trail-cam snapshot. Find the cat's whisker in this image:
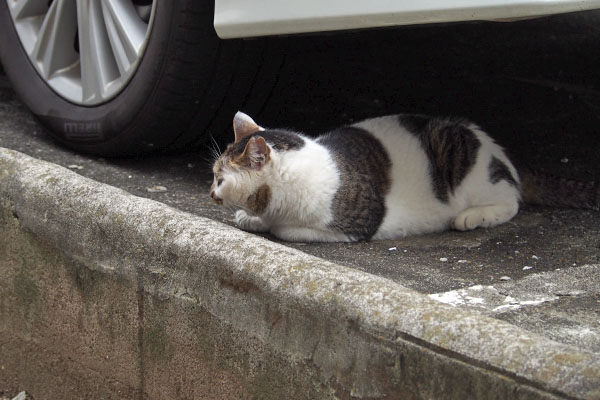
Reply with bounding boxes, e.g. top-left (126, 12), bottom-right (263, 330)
top-left (202, 155), bottom-right (217, 168)
top-left (209, 136), bottom-right (222, 159)
top-left (224, 204), bottom-right (237, 216)
top-left (202, 136), bottom-right (223, 166)
top-left (210, 135), bottom-right (221, 152)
